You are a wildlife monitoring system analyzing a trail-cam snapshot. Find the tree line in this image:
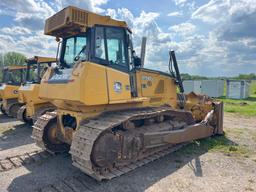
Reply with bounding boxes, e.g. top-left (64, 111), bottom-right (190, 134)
top-left (181, 73), bottom-right (256, 81)
top-left (0, 52), bottom-right (26, 81)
